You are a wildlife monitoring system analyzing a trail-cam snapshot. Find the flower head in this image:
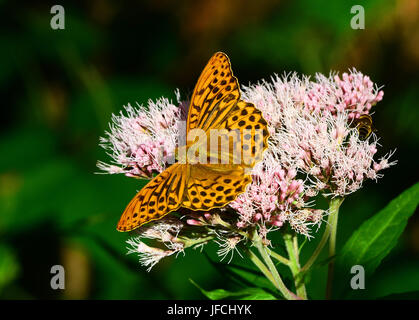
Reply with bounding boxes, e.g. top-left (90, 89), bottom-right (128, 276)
top-left (243, 69), bottom-right (395, 198)
top-left (230, 153), bottom-right (319, 237)
top-left (242, 69), bottom-right (384, 121)
top-left (98, 93), bottom-right (182, 178)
